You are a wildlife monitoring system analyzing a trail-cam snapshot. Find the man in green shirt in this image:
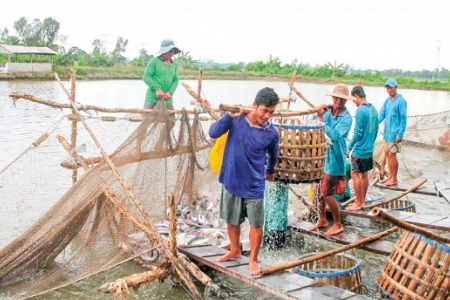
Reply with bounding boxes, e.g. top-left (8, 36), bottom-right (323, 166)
top-left (143, 39), bottom-right (180, 111)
